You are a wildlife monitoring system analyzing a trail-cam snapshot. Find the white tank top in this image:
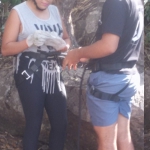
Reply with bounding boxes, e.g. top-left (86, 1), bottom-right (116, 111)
top-left (13, 2), bottom-right (64, 94)
top-left (13, 1), bottom-right (63, 53)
